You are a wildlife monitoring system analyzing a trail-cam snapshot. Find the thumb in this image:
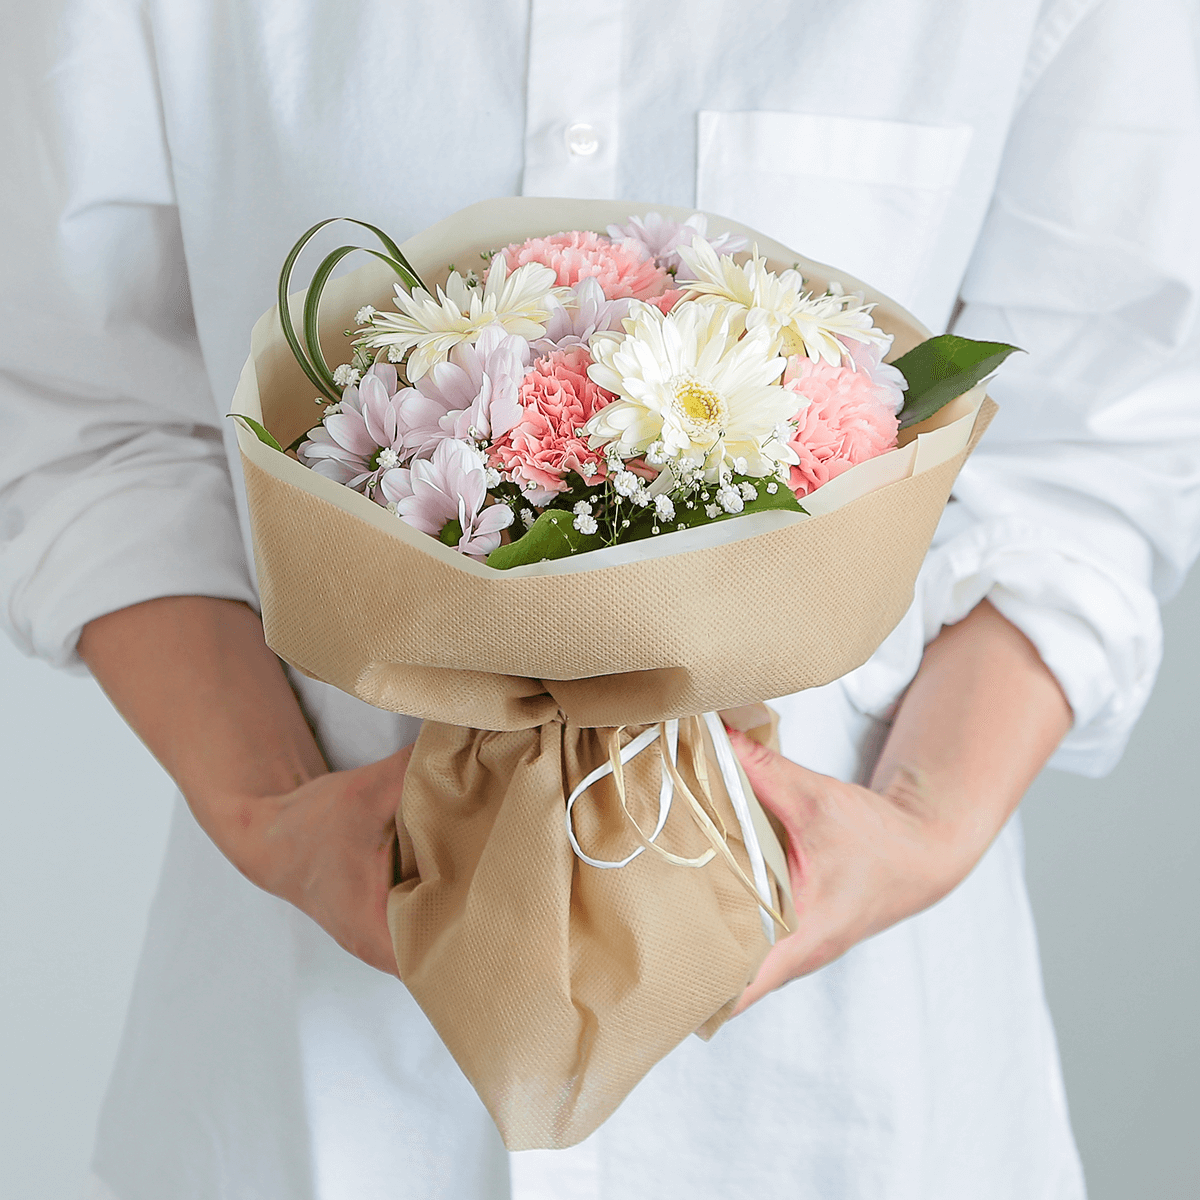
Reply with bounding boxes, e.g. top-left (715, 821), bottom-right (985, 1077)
top-left (355, 743), bottom-right (413, 817)
top-left (725, 726), bottom-right (818, 829)
top-left (726, 726), bottom-right (788, 803)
